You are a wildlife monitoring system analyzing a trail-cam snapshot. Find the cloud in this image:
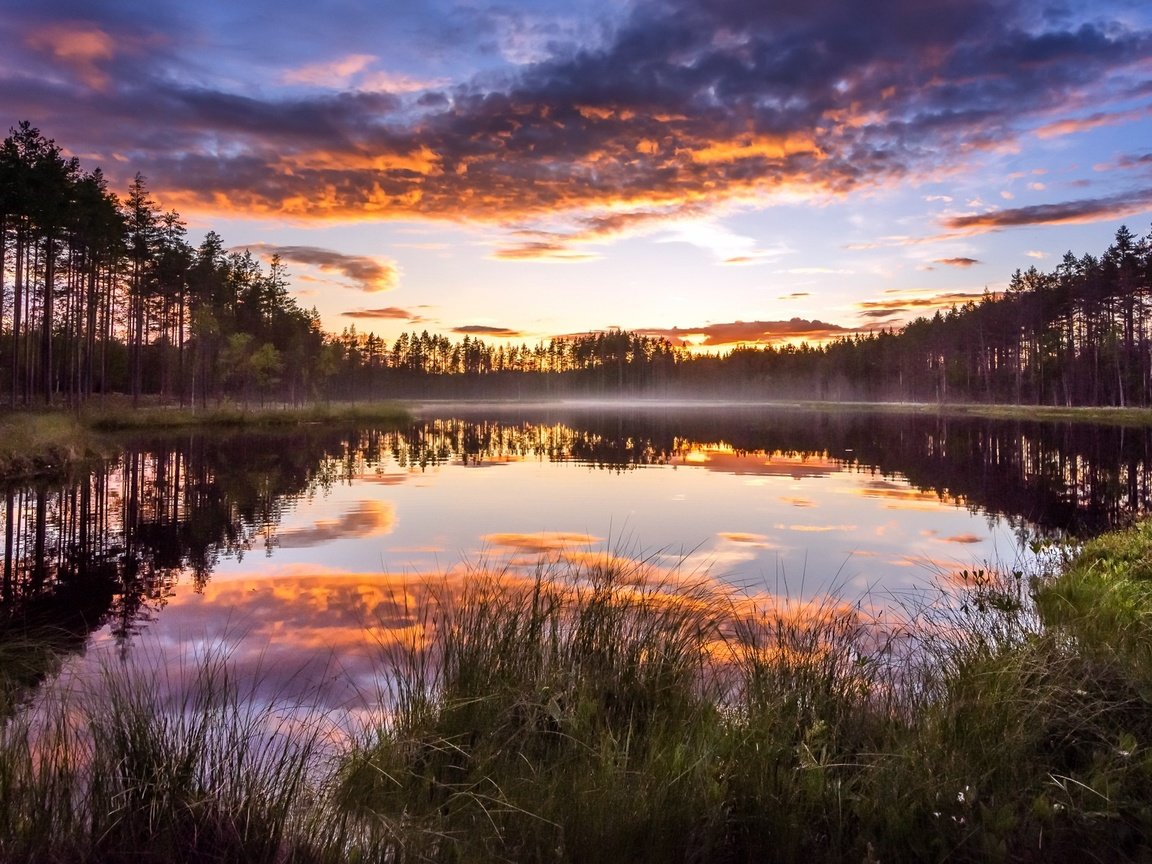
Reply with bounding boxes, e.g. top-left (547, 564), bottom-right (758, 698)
top-left (941, 188), bottom-right (1152, 230)
top-left (281, 53), bottom-right (450, 94)
top-left (491, 241), bottom-right (599, 262)
top-left (242, 244), bottom-right (399, 292)
top-left (6, 0), bottom-right (1149, 250)
top-left (717, 532), bottom-right (773, 546)
top-left (451, 325), bottom-right (525, 337)
top-left (857, 290), bottom-right (988, 316)
top-left (25, 22), bottom-right (117, 90)
top-left (281, 53), bottom-right (376, 88)
top-left (1034, 107), bottom-right (1150, 139)
top-left (482, 532), bottom-right (601, 553)
top-left (275, 501), bottom-right (395, 548)
top-left (341, 306), bottom-right (419, 320)
top-left (936, 533), bottom-right (983, 544)
top-left (639, 318), bottom-right (853, 347)
top-left (933, 257), bottom-right (980, 267)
